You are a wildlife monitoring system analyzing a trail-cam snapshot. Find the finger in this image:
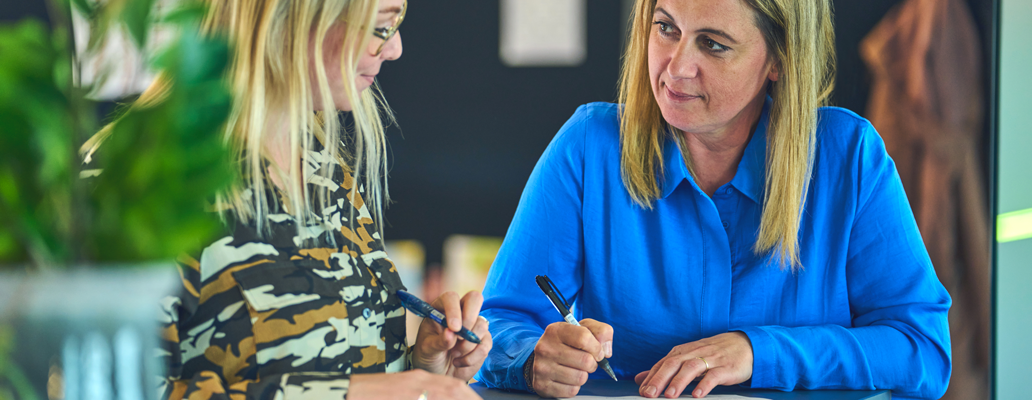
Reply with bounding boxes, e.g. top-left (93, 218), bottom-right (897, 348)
top-left (641, 356), bottom-right (704, 398)
top-left (635, 371), bottom-right (650, 385)
top-left (579, 318), bottom-right (614, 359)
top-left (422, 324), bottom-right (458, 353)
top-left (450, 315), bottom-right (487, 355)
top-left (557, 323), bottom-right (603, 362)
top-left (451, 317), bottom-right (492, 367)
top-left (544, 343), bottom-right (598, 373)
top-left (637, 362), bottom-right (663, 397)
top-left (535, 361), bottom-right (590, 387)
top-left (535, 380), bottom-right (582, 399)
top-left (662, 364), bottom-right (701, 398)
top-left (432, 291), bottom-right (463, 332)
top-left (692, 367), bottom-right (727, 398)
top-left (459, 291), bottom-right (484, 332)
